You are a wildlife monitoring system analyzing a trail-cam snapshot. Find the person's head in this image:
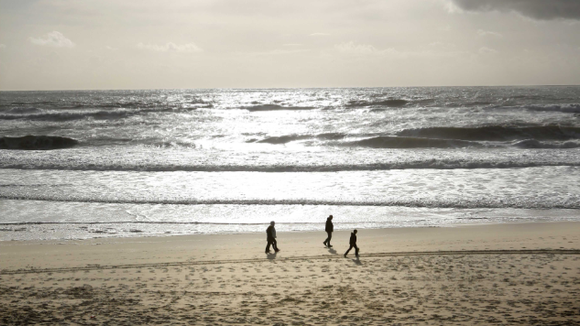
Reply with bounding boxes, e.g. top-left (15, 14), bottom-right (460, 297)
top-left (329, 215), bottom-right (333, 220)
top-left (353, 229), bottom-right (358, 234)
top-left (270, 221), bottom-right (275, 226)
